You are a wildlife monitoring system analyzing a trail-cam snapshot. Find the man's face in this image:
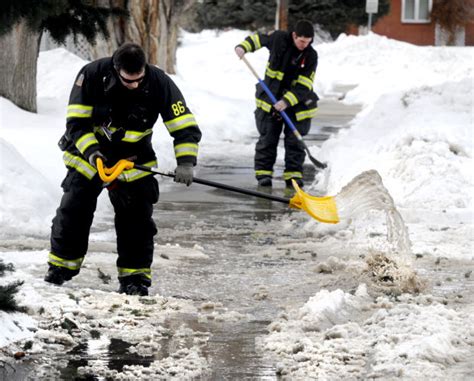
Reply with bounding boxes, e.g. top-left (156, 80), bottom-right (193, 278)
top-left (292, 32), bottom-right (312, 51)
top-left (117, 69), bottom-right (145, 90)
